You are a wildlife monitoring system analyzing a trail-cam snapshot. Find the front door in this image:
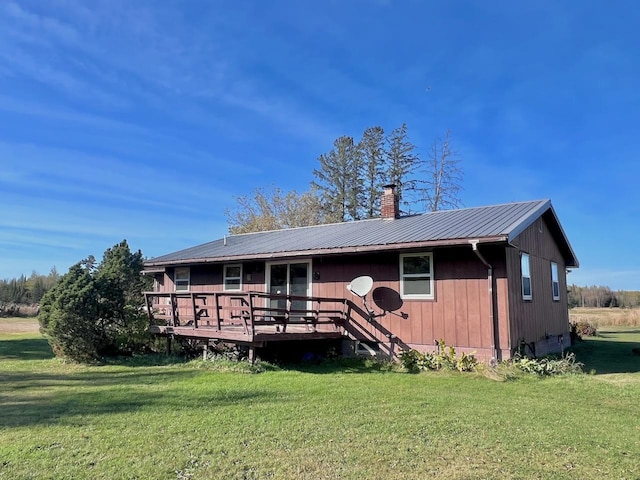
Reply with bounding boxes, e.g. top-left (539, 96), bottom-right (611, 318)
top-left (267, 261), bottom-right (311, 318)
